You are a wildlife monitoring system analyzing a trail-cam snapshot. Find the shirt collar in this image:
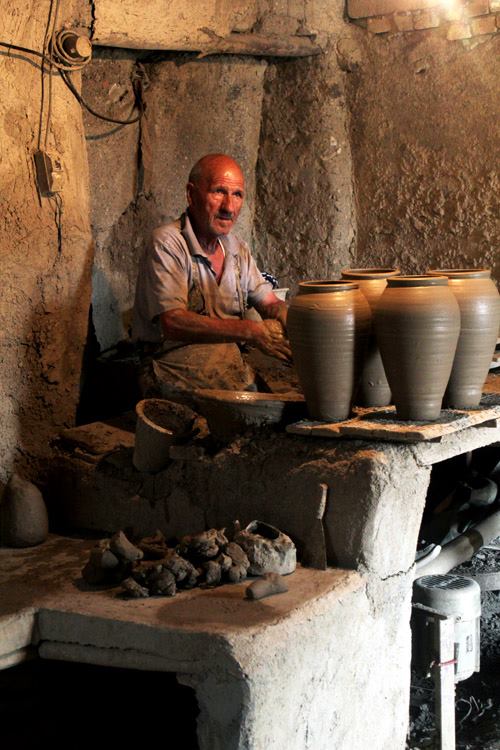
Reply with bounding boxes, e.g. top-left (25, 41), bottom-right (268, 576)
top-left (181, 211), bottom-right (238, 258)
